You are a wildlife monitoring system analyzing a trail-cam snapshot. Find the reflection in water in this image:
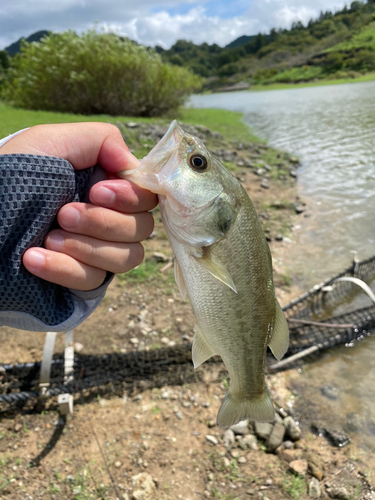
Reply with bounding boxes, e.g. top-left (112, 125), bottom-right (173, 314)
top-left (190, 82), bottom-right (375, 451)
